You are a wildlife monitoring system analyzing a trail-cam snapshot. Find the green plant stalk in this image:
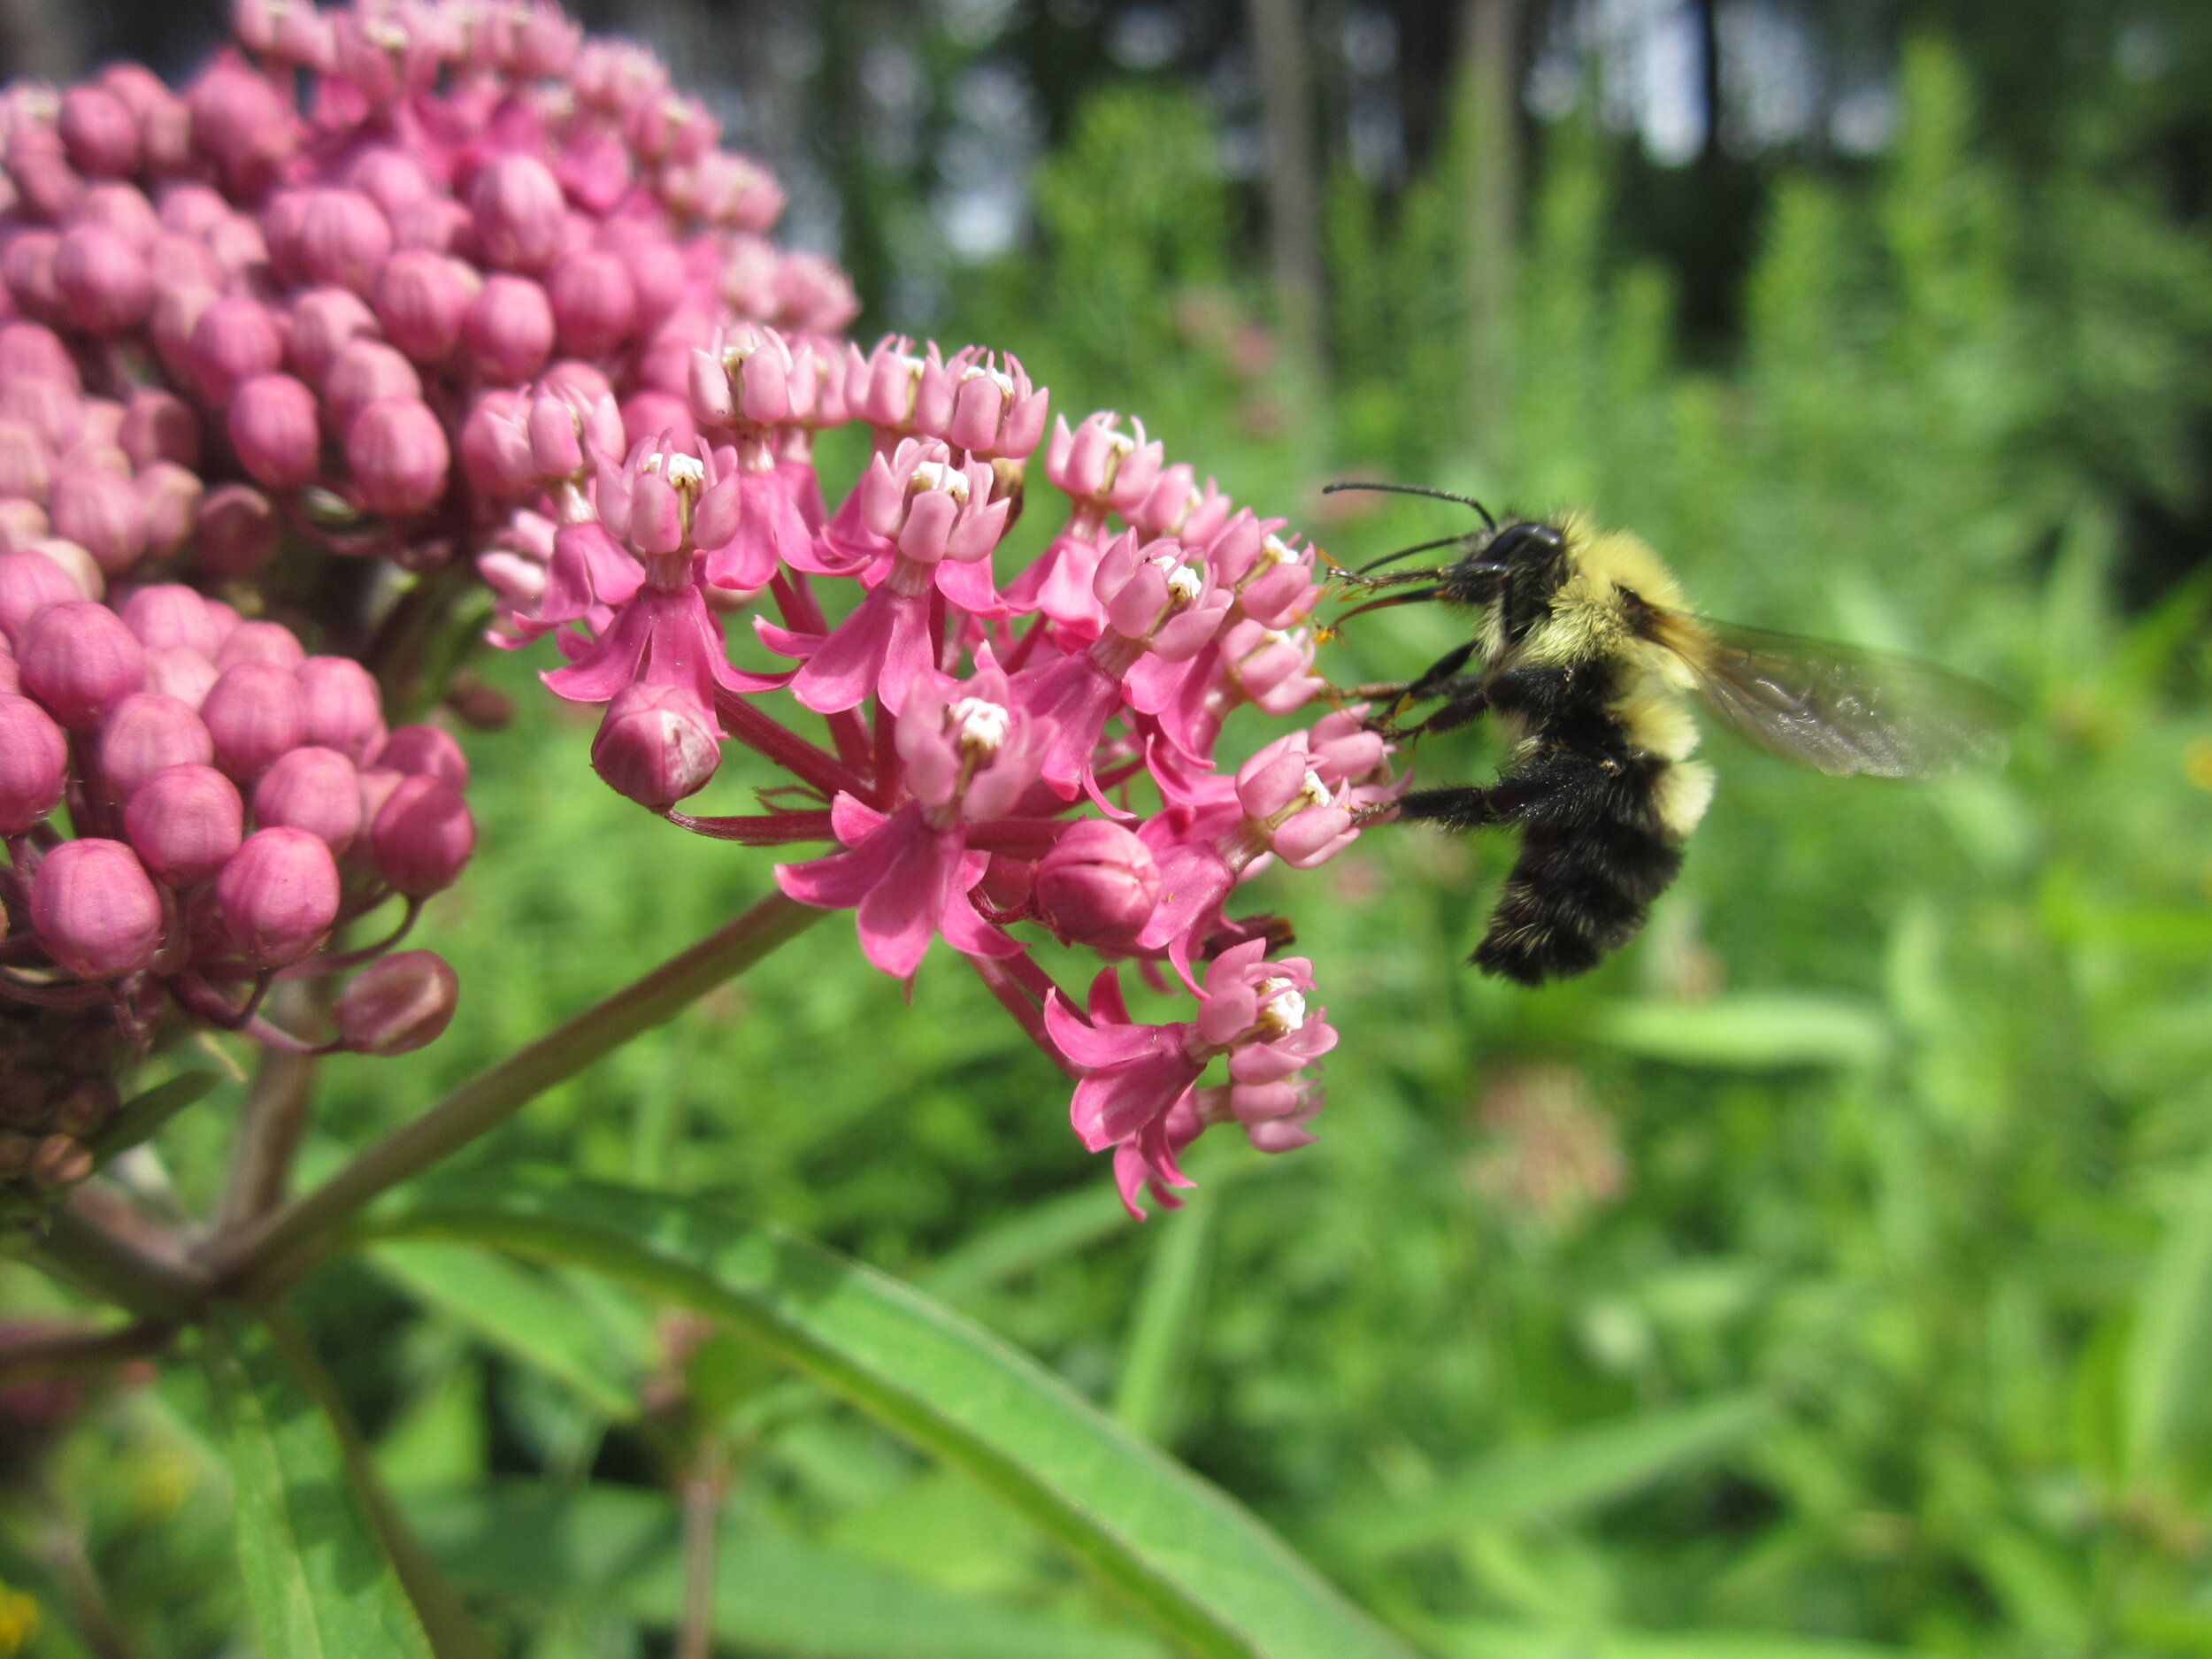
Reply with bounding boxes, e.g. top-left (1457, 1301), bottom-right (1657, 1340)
top-left (32, 1187), bottom-right (208, 1321)
top-left (214, 891), bottom-right (824, 1296)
